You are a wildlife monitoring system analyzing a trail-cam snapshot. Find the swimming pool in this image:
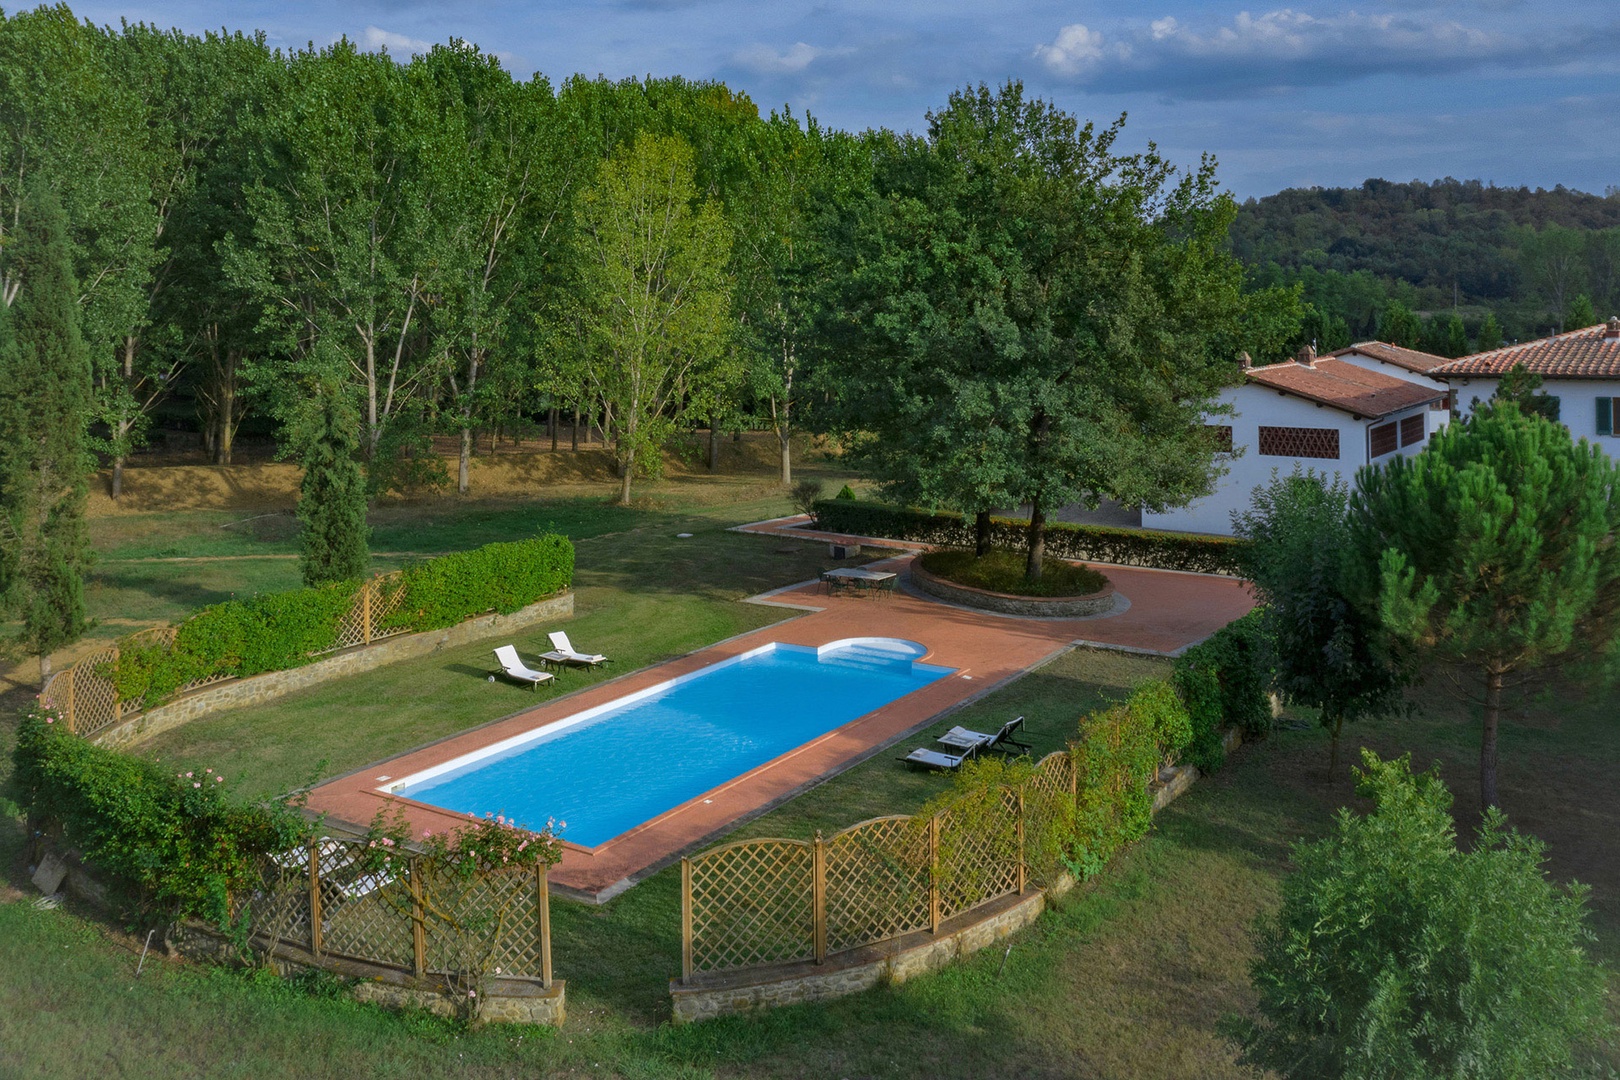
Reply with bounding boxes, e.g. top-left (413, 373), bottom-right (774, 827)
top-left (385, 638), bottom-right (954, 848)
